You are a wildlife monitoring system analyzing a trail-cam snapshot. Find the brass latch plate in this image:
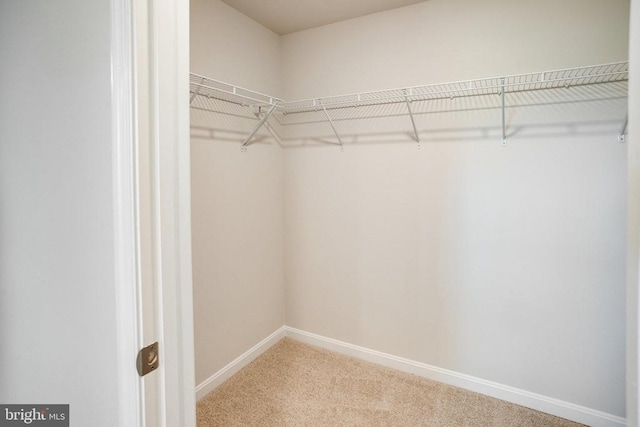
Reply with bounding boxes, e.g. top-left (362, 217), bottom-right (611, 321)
top-left (137, 342), bottom-right (159, 376)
